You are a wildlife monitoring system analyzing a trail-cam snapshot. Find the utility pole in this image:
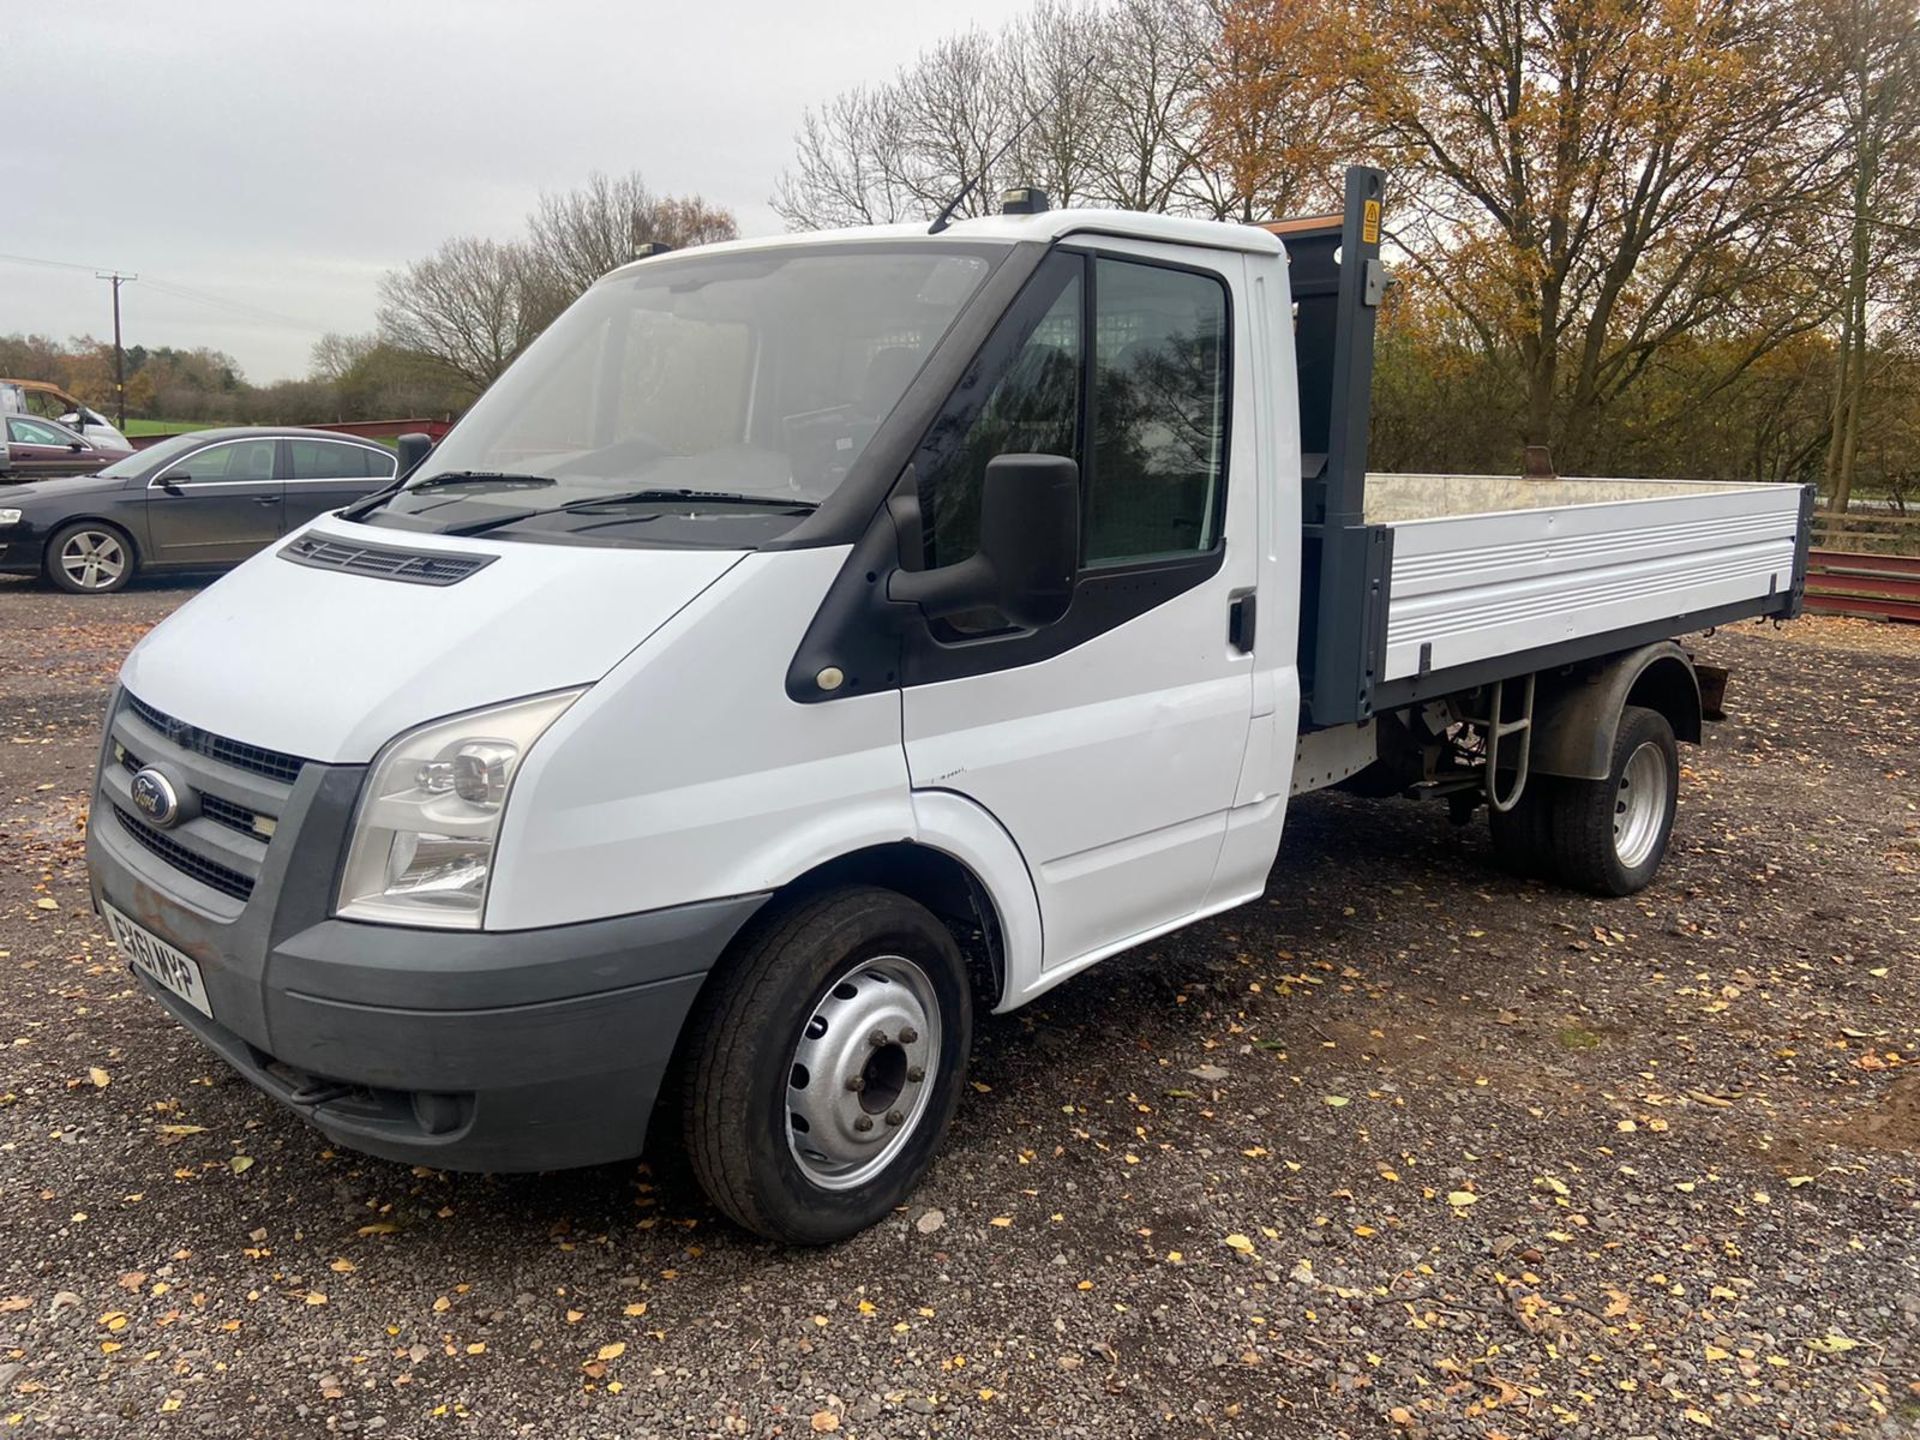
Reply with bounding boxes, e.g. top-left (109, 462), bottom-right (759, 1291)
top-left (94, 271), bottom-right (137, 428)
